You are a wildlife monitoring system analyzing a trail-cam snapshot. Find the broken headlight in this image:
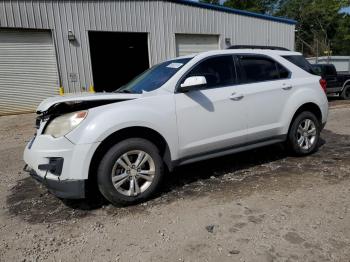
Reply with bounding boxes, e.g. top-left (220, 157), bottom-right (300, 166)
top-left (44, 110), bottom-right (88, 138)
